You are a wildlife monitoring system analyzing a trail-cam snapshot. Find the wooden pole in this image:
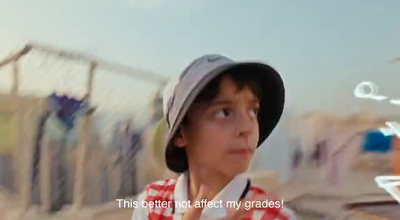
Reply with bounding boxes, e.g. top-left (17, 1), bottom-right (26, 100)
top-left (40, 137), bottom-right (51, 211)
top-left (21, 107), bottom-right (36, 212)
top-left (28, 42), bottom-right (167, 84)
top-left (73, 61), bottom-right (97, 210)
top-left (0, 45), bottom-right (31, 68)
top-left (11, 60), bottom-right (19, 96)
top-left (10, 59), bottom-right (30, 212)
top-left (11, 58), bottom-right (36, 212)
top-left (11, 59), bottom-right (20, 205)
